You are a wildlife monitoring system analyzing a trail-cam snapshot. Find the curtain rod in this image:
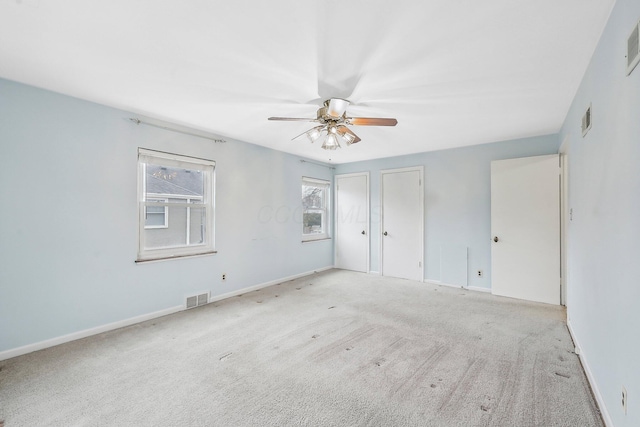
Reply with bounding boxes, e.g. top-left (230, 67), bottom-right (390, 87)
top-left (130, 118), bottom-right (226, 143)
top-left (300, 159), bottom-right (335, 170)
